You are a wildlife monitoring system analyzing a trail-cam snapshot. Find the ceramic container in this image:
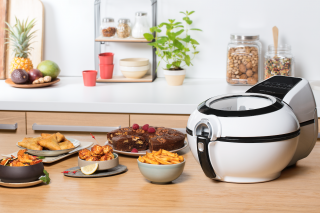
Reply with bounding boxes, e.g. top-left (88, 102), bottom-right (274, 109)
top-left (119, 58), bottom-right (149, 67)
top-left (99, 53), bottom-right (114, 65)
top-left (163, 69), bottom-right (186, 86)
top-left (0, 162), bottom-right (44, 183)
top-left (137, 159), bottom-right (185, 184)
top-left (100, 64), bottom-right (114, 79)
top-left (78, 153), bottom-right (119, 171)
top-left (82, 70), bottom-right (97, 87)
top-left (120, 64), bottom-right (149, 79)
